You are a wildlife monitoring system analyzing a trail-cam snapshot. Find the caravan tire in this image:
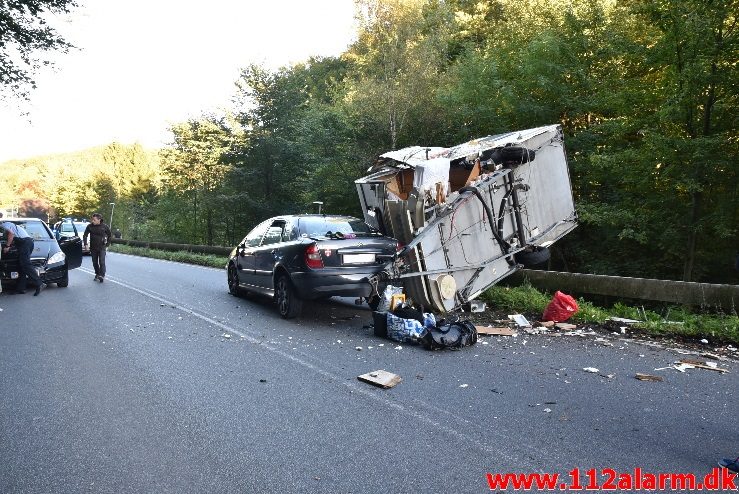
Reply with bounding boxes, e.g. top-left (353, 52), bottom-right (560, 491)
top-left (514, 246), bottom-right (551, 267)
